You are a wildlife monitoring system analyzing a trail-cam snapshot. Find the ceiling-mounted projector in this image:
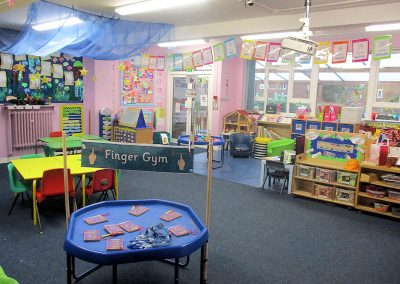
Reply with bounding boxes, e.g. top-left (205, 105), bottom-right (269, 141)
top-left (281, 36), bottom-right (318, 55)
